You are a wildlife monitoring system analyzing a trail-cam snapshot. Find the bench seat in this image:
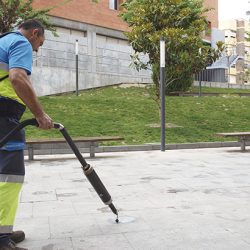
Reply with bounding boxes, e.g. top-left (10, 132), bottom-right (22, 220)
top-left (216, 132), bottom-right (250, 151)
top-left (25, 136), bottom-right (124, 160)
